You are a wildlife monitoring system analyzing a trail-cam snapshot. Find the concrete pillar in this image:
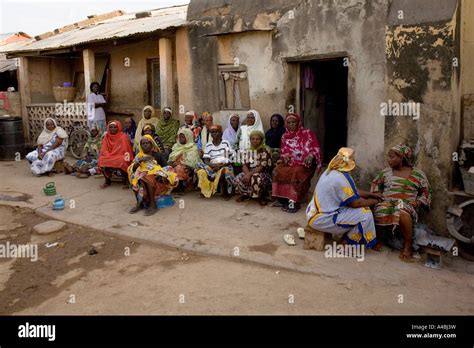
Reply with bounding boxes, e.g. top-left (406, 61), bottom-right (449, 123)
top-left (176, 27), bottom-right (194, 124)
top-left (17, 57), bottom-right (31, 141)
top-left (159, 38), bottom-right (174, 111)
top-left (83, 49), bottom-right (95, 99)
